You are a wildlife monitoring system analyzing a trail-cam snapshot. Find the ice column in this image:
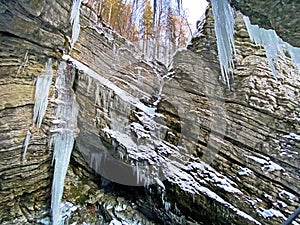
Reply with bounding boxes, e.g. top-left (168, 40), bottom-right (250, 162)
top-left (50, 61), bottom-right (78, 225)
top-left (211, 0), bottom-right (236, 87)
